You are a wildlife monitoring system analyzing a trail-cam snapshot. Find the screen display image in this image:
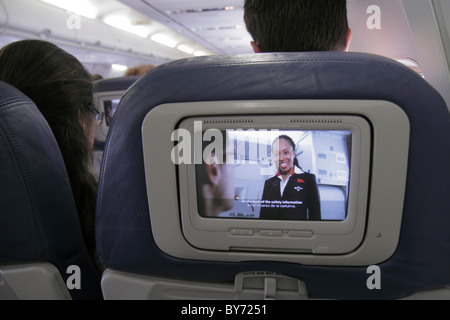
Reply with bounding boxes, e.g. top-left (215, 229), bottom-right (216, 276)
top-left (103, 98), bottom-right (120, 127)
top-left (195, 129), bottom-right (351, 222)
